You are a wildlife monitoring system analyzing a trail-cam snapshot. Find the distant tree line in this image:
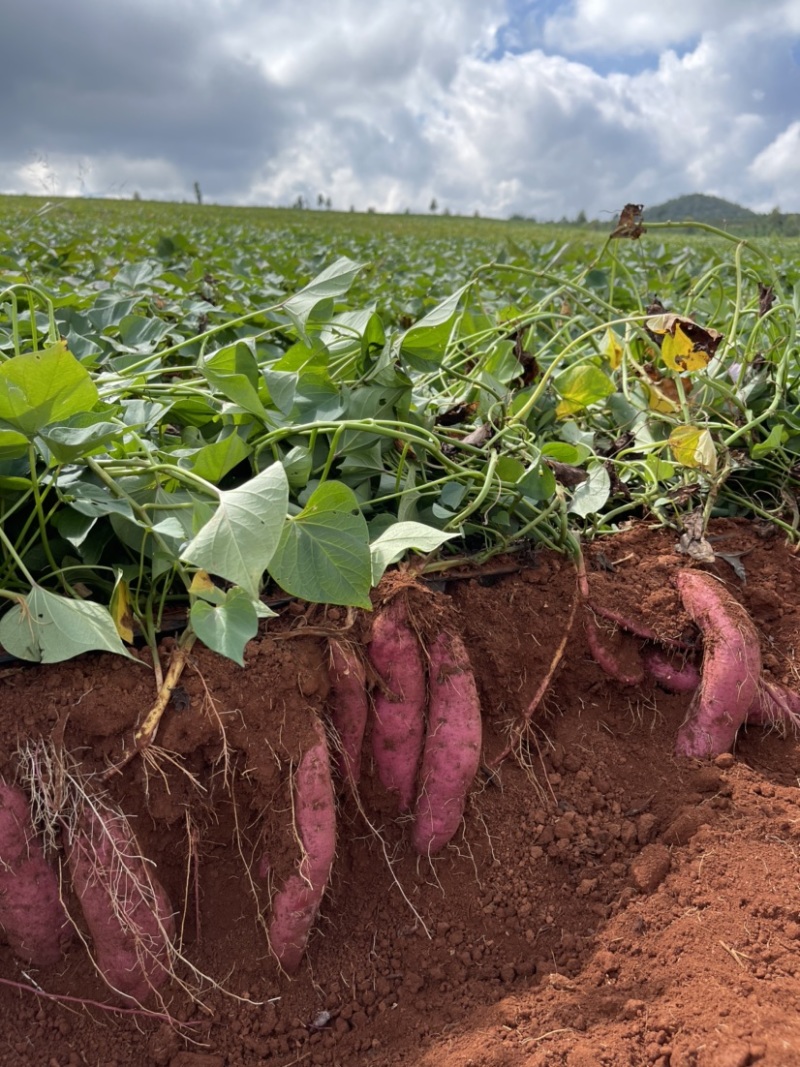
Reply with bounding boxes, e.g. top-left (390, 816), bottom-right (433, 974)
top-left (511, 196), bottom-right (800, 237)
